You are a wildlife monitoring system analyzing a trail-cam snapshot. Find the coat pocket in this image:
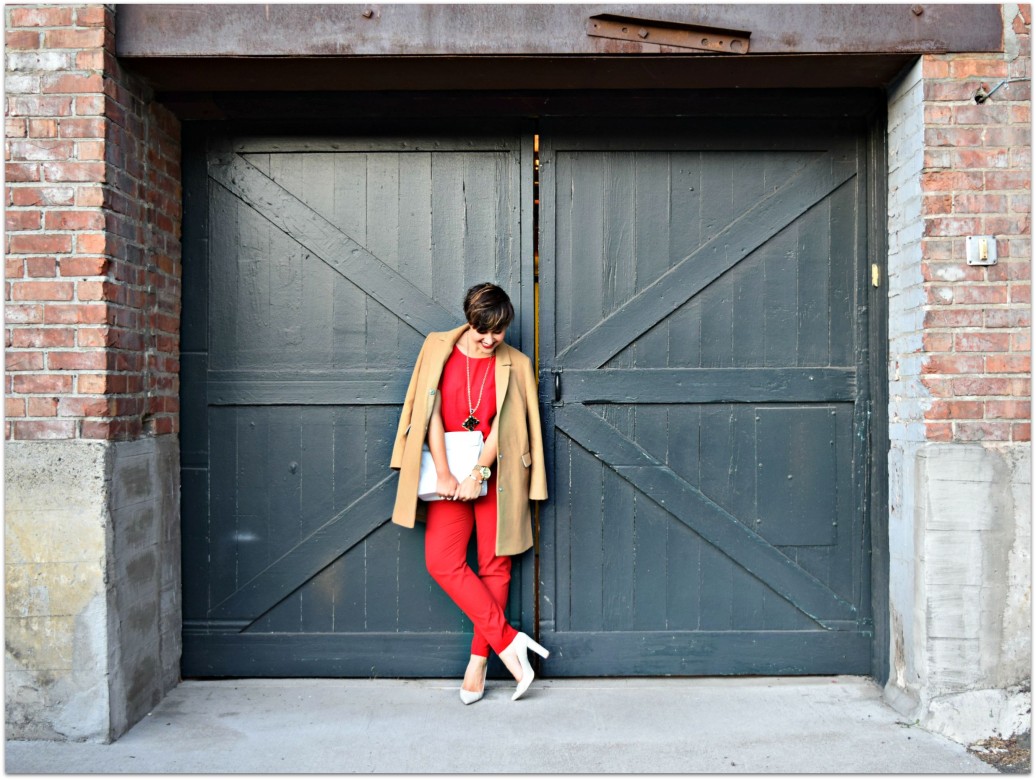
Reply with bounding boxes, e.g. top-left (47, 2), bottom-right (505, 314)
top-left (521, 451), bottom-right (532, 468)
